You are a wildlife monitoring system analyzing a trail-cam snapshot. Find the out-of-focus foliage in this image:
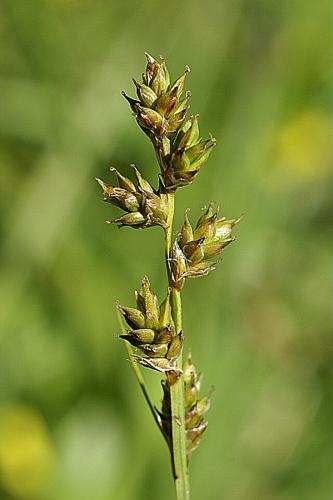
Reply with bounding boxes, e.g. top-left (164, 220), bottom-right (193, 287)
top-left (0, 1), bottom-right (331, 499)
